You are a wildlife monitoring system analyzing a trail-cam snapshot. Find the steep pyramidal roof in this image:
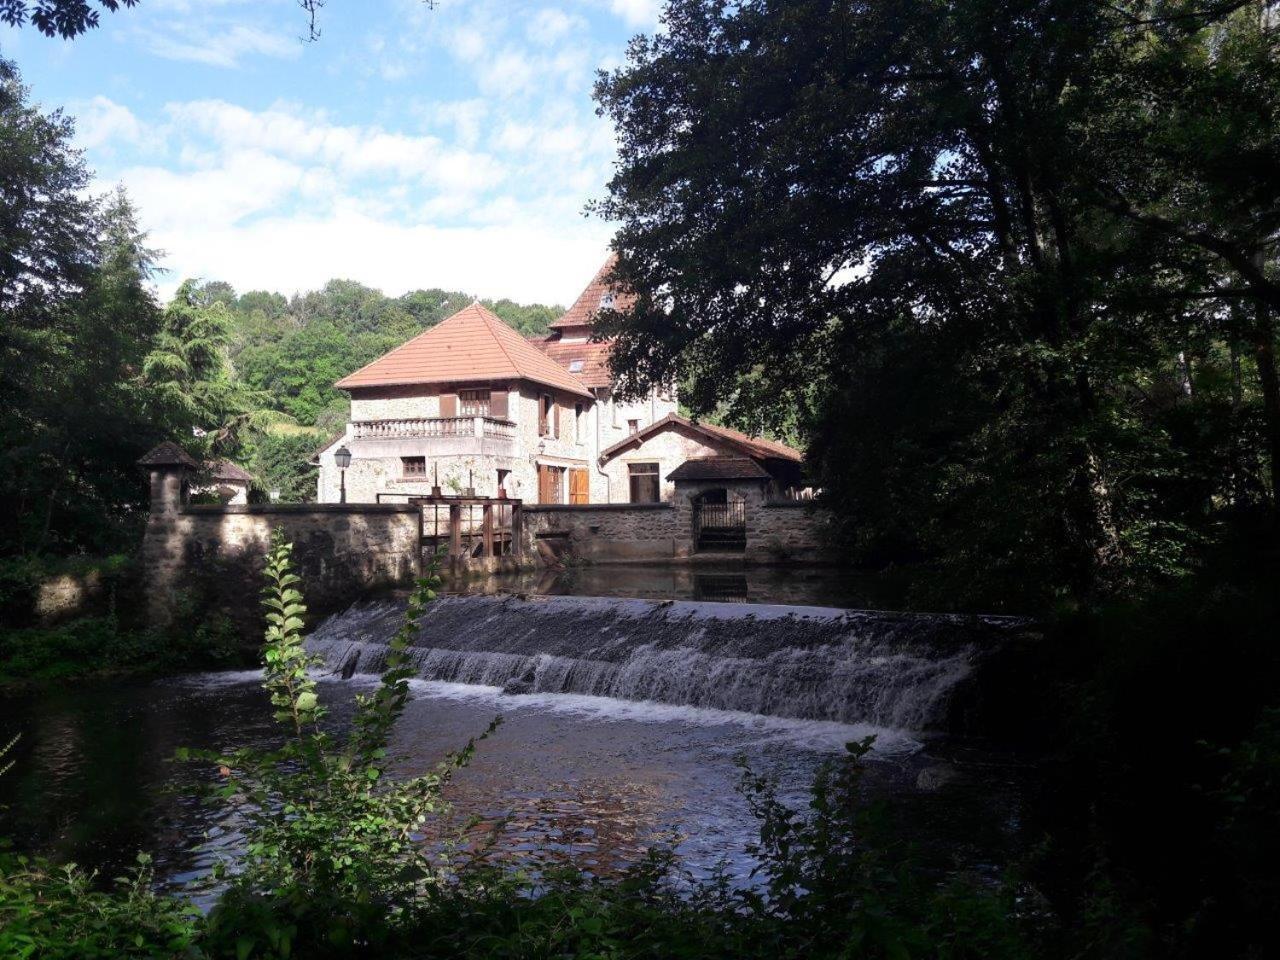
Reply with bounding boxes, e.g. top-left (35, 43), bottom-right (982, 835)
top-left (549, 254), bottom-right (634, 331)
top-left (335, 301), bottom-right (592, 397)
